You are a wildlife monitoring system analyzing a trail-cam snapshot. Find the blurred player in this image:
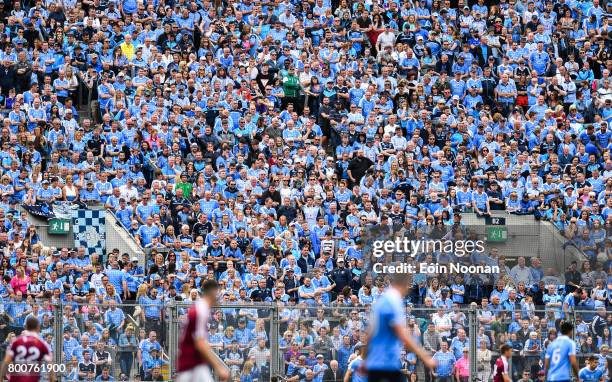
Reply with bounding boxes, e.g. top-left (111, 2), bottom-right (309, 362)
top-left (177, 280), bottom-right (230, 382)
top-left (579, 355), bottom-right (605, 382)
top-left (344, 345), bottom-right (367, 382)
top-left (493, 344), bottom-right (512, 382)
top-left (544, 321), bottom-right (579, 382)
top-left (0, 317), bottom-right (55, 382)
top-left (366, 271), bottom-right (435, 382)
